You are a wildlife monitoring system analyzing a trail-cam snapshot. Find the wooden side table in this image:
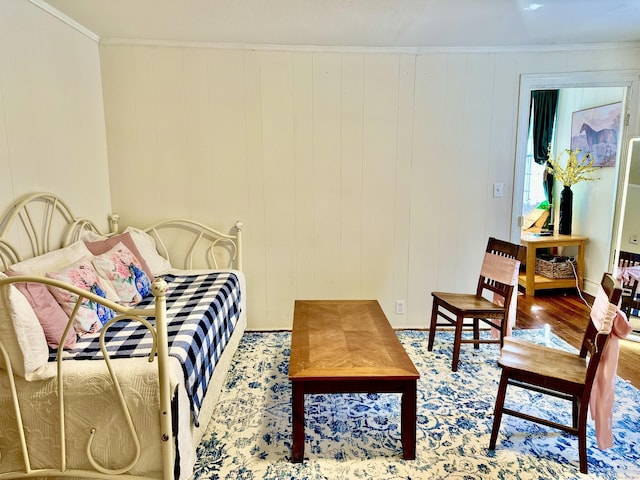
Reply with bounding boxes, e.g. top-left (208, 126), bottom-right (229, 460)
top-left (519, 232), bottom-right (589, 295)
